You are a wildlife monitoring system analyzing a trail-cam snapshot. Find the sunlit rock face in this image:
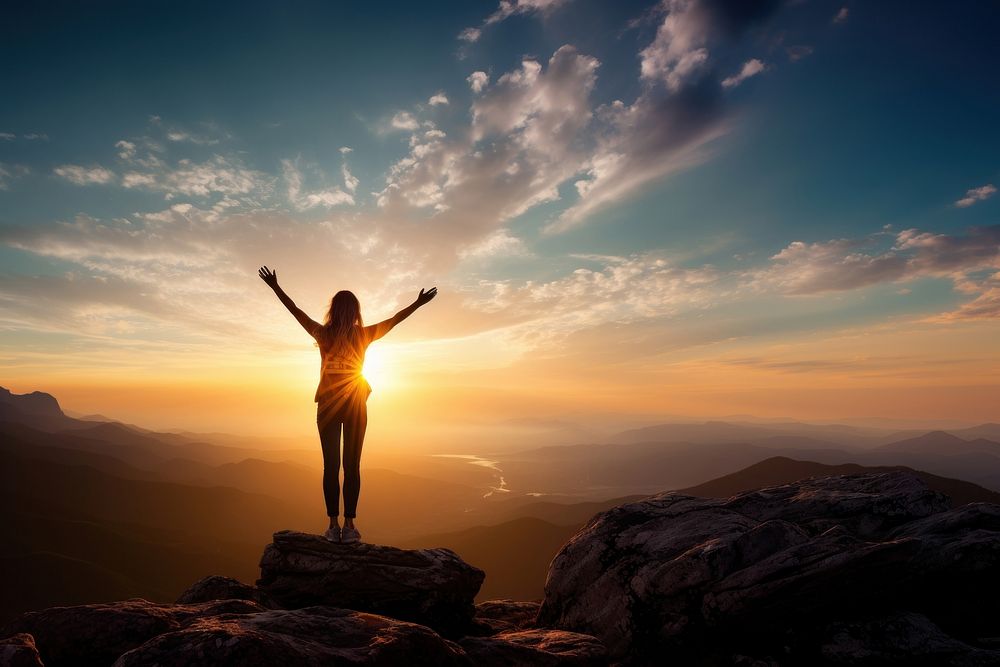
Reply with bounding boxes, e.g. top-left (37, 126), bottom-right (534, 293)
top-left (256, 530), bottom-right (485, 637)
top-left (538, 471), bottom-right (1000, 665)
